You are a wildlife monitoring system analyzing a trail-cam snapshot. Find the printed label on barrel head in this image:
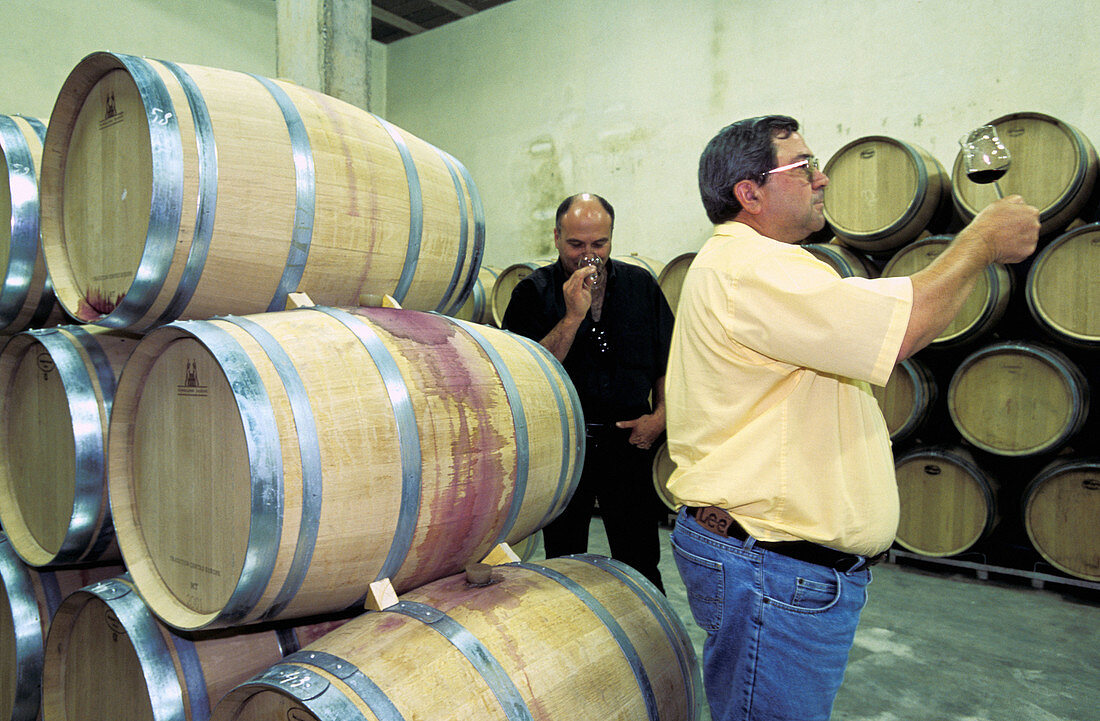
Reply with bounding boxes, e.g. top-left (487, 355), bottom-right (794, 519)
top-left (177, 359), bottom-right (208, 397)
top-left (105, 609), bottom-right (127, 638)
top-left (91, 272), bottom-right (135, 282)
top-left (923, 464), bottom-right (942, 476)
top-left (1083, 478), bottom-right (1100, 491)
top-left (99, 92), bottom-right (125, 130)
top-left (168, 554), bottom-right (221, 577)
top-left (36, 352), bottom-right (55, 380)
